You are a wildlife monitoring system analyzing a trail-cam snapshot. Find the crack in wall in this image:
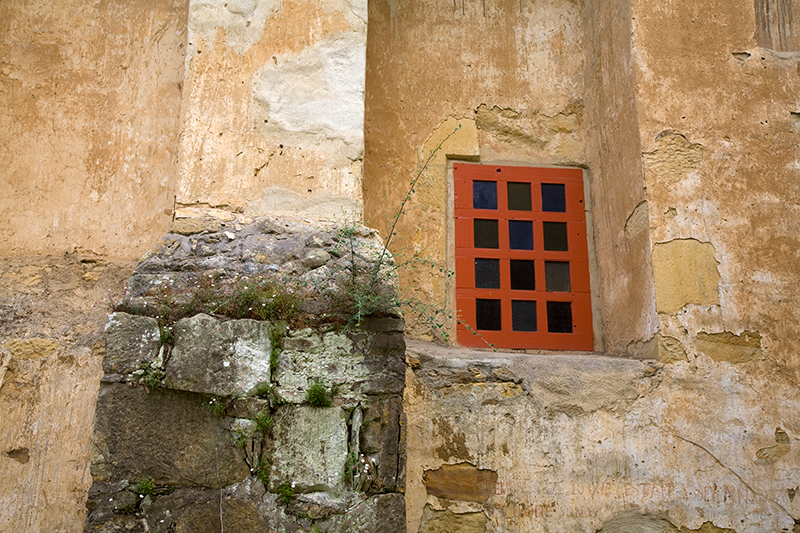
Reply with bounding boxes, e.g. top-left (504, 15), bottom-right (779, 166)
top-left (660, 426), bottom-right (797, 522)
